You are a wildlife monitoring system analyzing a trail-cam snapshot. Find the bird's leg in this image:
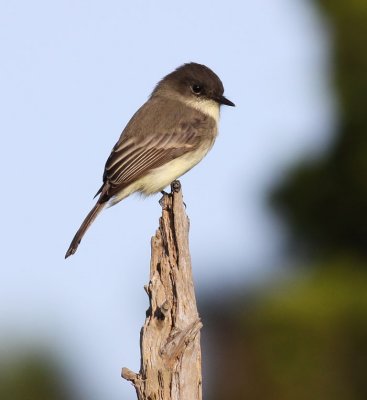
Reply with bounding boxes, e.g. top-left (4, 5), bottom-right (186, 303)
top-left (159, 180), bottom-right (181, 208)
top-left (159, 189), bottom-right (170, 208)
top-left (170, 180), bottom-right (186, 208)
top-left (171, 180), bottom-right (181, 193)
